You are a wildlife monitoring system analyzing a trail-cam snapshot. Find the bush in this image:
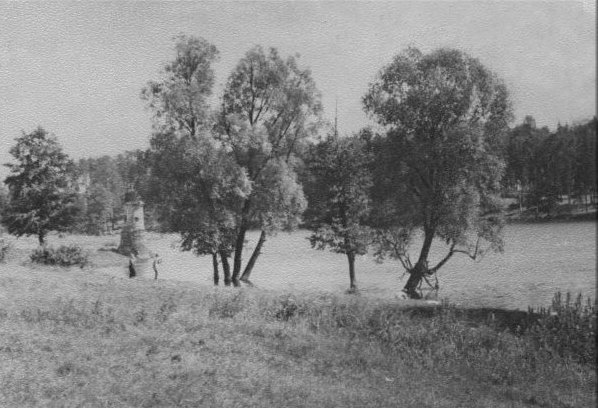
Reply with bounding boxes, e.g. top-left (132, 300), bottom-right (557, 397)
top-left (208, 291), bottom-right (246, 319)
top-left (30, 244), bottom-right (90, 267)
top-left (0, 238), bottom-right (11, 262)
top-left (524, 292), bottom-right (596, 366)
